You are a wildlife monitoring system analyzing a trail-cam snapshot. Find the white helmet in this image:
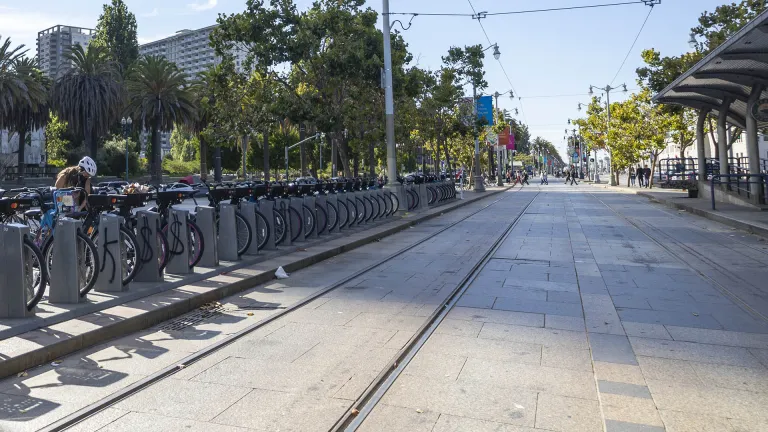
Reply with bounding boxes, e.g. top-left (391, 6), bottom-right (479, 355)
top-left (78, 156), bottom-right (97, 177)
